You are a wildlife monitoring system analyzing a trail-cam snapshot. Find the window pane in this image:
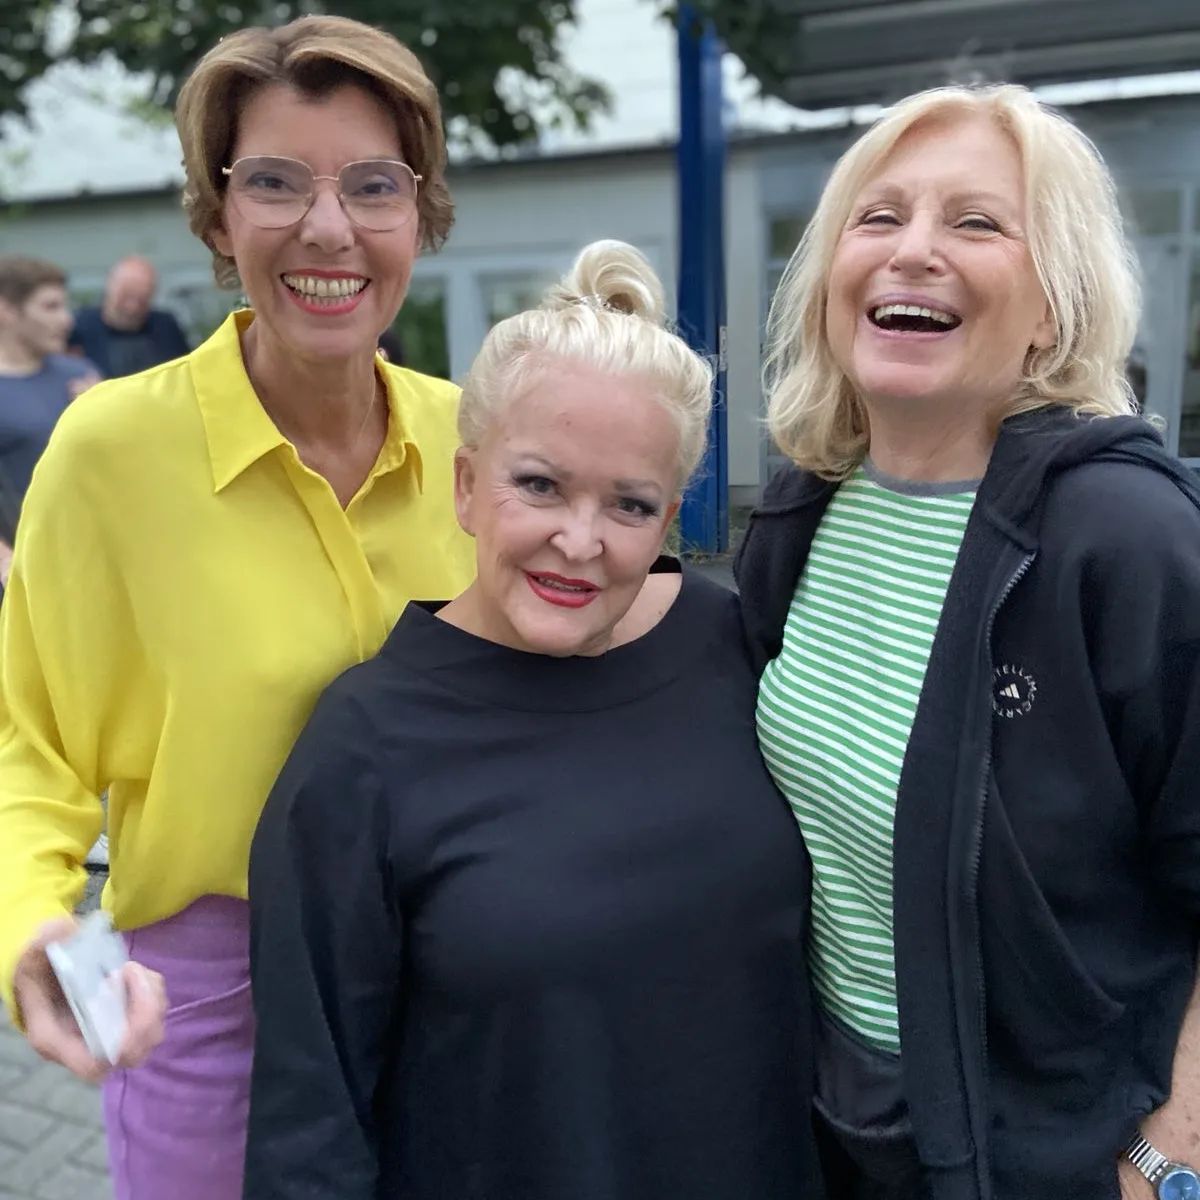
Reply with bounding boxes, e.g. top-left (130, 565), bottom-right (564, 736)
top-left (482, 274), bottom-right (555, 328)
top-left (769, 214), bottom-right (809, 262)
top-left (392, 280), bottom-right (449, 379)
top-left (1120, 188), bottom-right (1182, 237)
